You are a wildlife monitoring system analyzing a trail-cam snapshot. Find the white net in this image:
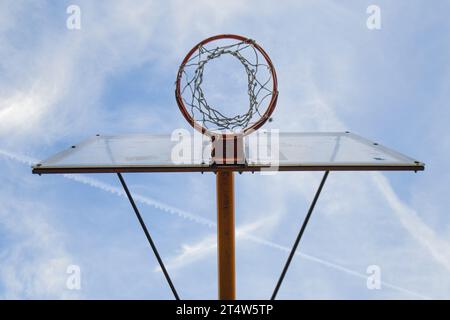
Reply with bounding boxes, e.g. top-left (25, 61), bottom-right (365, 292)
top-left (177, 38), bottom-right (276, 133)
